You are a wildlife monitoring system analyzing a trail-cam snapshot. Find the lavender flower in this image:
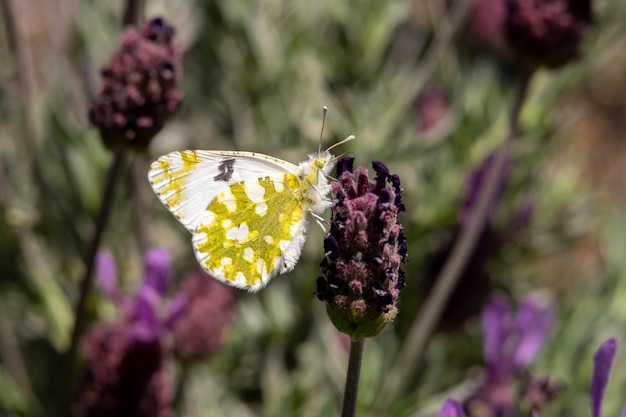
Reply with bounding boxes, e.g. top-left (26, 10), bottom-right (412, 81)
top-left (482, 294), bottom-right (554, 381)
top-left (73, 248), bottom-right (180, 417)
top-left (315, 158), bottom-right (407, 339)
top-left (439, 399), bottom-right (468, 417)
top-left (466, 0), bottom-right (593, 69)
top-left (590, 338), bottom-right (624, 417)
top-left (170, 269), bottom-right (238, 362)
top-left (465, 293), bottom-right (555, 417)
top-left (421, 153), bottom-right (530, 333)
top-left (88, 18), bottom-right (183, 152)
